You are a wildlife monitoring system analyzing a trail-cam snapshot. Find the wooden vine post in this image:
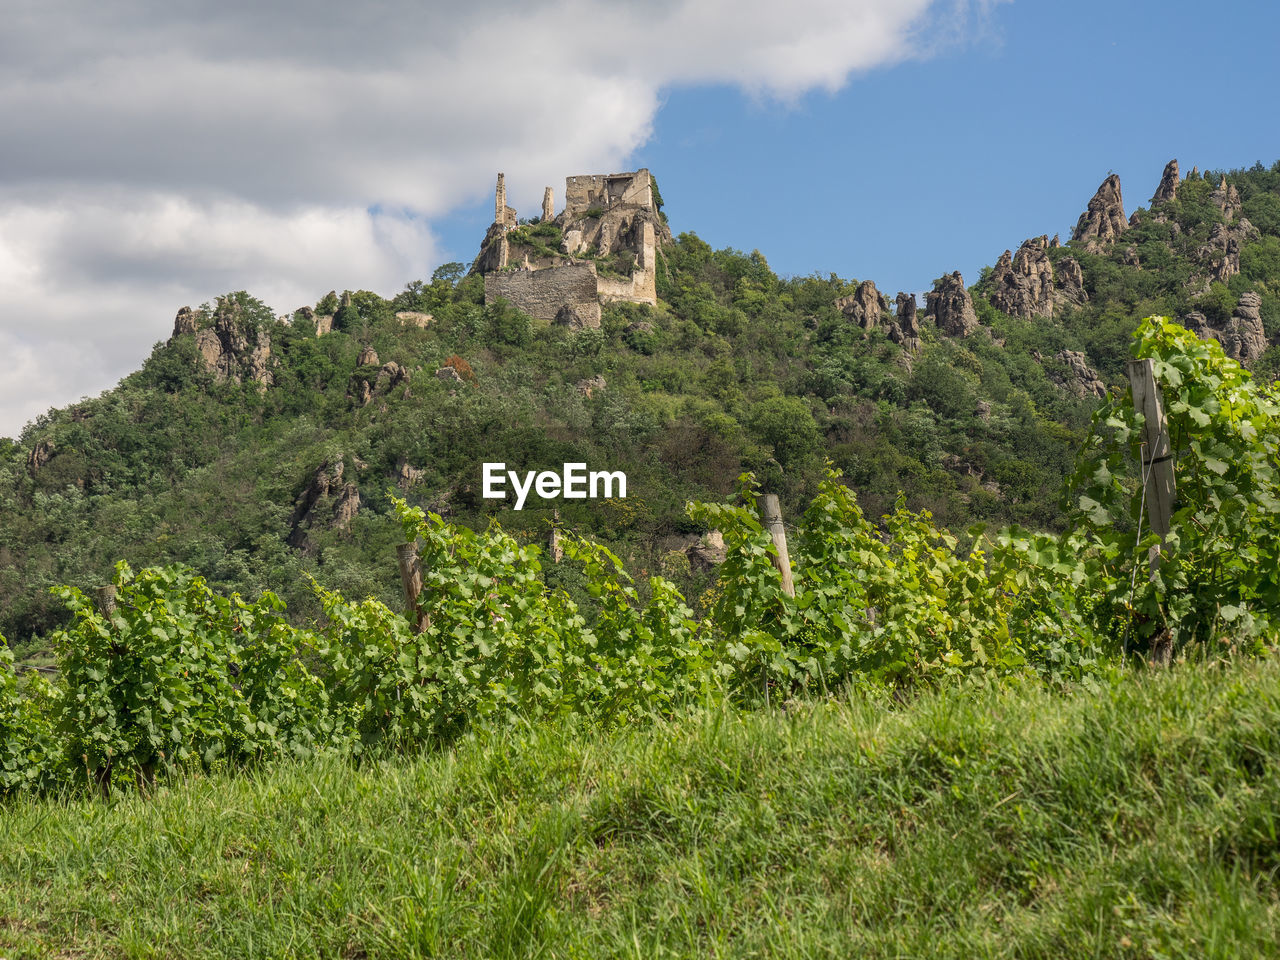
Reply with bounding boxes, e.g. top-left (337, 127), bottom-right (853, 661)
top-left (1125, 358), bottom-right (1176, 547)
top-left (95, 585), bottom-right (117, 616)
top-left (756, 493), bottom-right (795, 598)
top-left (1126, 357), bottom-right (1177, 666)
top-left (549, 508), bottom-right (563, 563)
top-left (396, 542), bottom-right (426, 633)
